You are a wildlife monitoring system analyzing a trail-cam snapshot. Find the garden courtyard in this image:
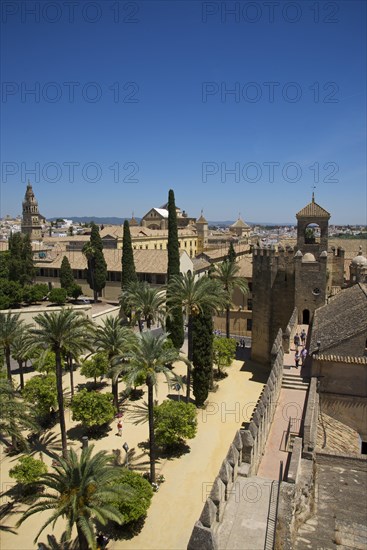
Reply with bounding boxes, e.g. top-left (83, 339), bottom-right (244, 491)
top-left (0, 350), bottom-right (268, 550)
